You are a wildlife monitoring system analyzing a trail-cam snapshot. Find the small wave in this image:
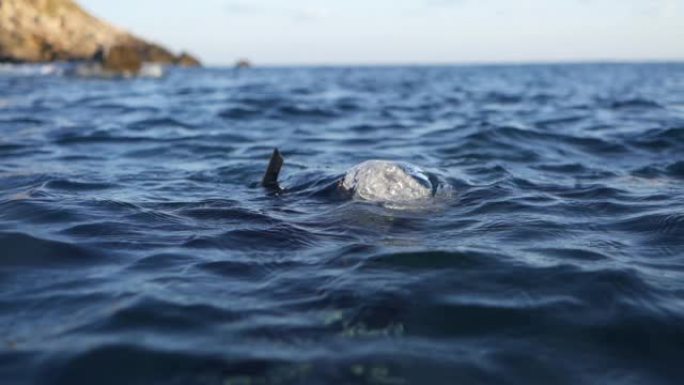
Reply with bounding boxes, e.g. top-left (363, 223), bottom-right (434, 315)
top-left (0, 117), bottom-right (46, 125)
top-left (524, 247), bottom-right (610, 262)
top-left (482, 91), bottom-right (521, 104)
top-left (0, 232), bottom-right (107, 268)
top-left (613, 212), bottom-right (684, 237)
top-left (365, 249), bottom-right (498, 270)
top-left (557, 184), bottom-right (627, 200)
top-left (274, 104), bottom-right (340, 119)
top-left (54, 132), bottom-right (155, 145)
top-left (0, 200), bottom-right (84, 224)
top-left (128, 117), bottom-right (197, 131)
top-left (42, 344), bottom-right (253, 385)
top-left (609, 98), bottom-right (663, 110)
top-left (534, 115), bottom-right (586, 129)
top-left (563, 135), bottom-right (628, 155)
top-left (43, 179), bottom-right (117, 191)
top-left (218, 106), bottom-right (262, 119)
top-left (126, 253), bottom-right (197, 271)
top-left (632, 161), bottom-right (684, 181)
top-left (183, 224), bottom-right (319, 251)
top-left (665, 161), bottom-right (684, 179)
top-left (80, 296), bottom-right (239, 334)
top-left (61, 221), bottom-right (142, 238)
top-left (535, 163), bottom-right (590, 174)
top-left (195, 260), bottom-right (269, 279)
top-left (0, 143), bottom-right (30, 157)
top-left (177, 207), bottom-right (275, 223)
